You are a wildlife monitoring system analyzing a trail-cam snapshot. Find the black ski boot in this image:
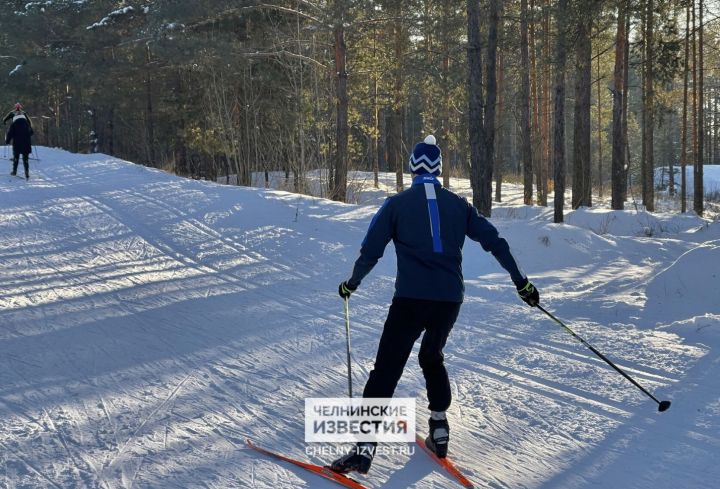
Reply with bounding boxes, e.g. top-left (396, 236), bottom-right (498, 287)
top-left (329, 442), bottom-right (376, 475)
top-left (425, 416), bottom-right (450, 458)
